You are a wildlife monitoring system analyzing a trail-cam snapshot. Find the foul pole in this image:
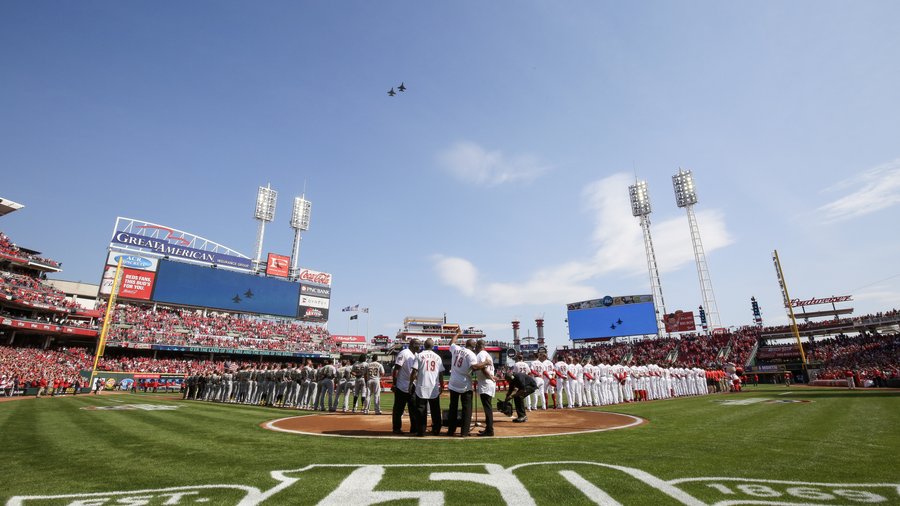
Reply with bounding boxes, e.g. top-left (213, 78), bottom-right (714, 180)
top-left (89, 257), bottom-right (124, 389)
top-left (772, 250), bottom-right (808, 368)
